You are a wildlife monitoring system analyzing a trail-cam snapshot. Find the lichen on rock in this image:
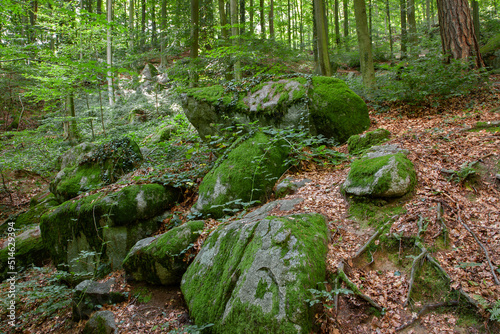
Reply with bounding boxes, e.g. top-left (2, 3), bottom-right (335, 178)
top-left (181, 213), bottom-right (329, 334)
